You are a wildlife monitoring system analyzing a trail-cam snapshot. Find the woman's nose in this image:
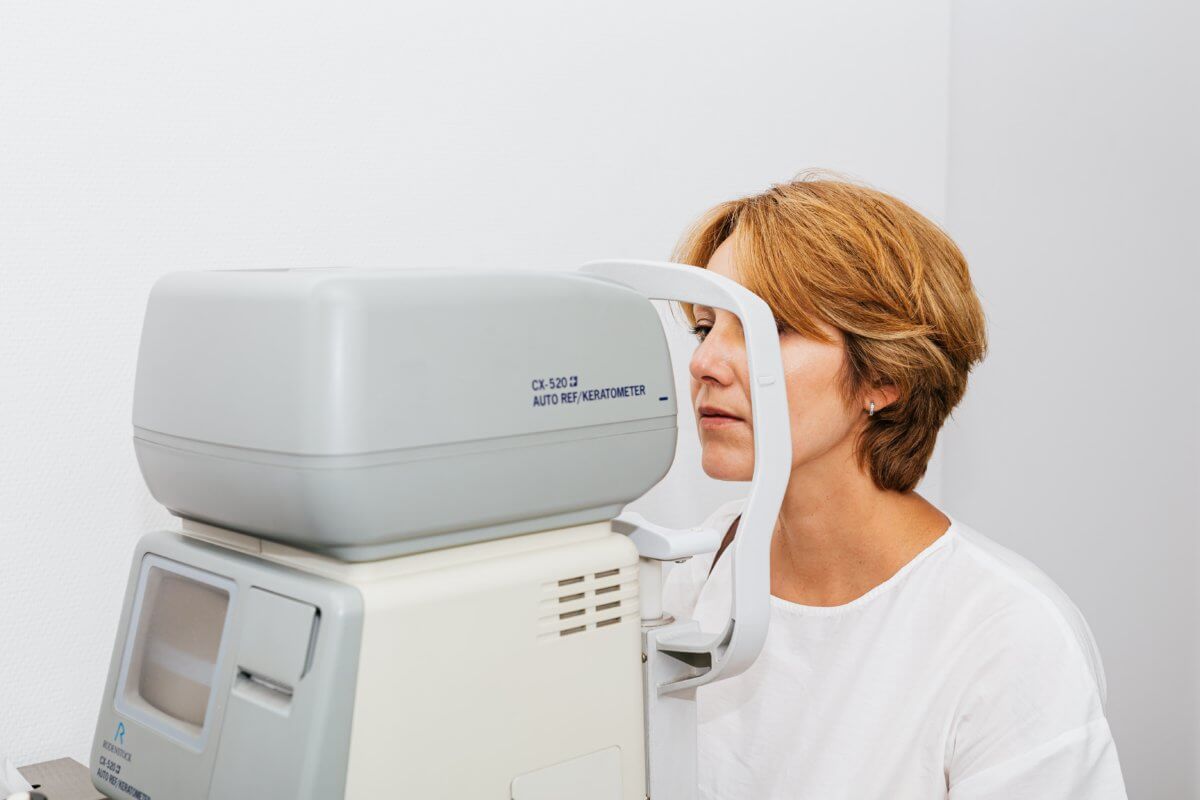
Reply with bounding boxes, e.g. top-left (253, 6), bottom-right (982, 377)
top-left (688, 329), bottom-right (741, 386)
